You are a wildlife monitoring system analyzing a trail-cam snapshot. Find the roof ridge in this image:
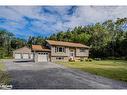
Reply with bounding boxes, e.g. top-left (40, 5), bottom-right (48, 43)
top-left (46, 40), bottom-right (77, 43)
top-left (46, 40), bottom-right (90, 48)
